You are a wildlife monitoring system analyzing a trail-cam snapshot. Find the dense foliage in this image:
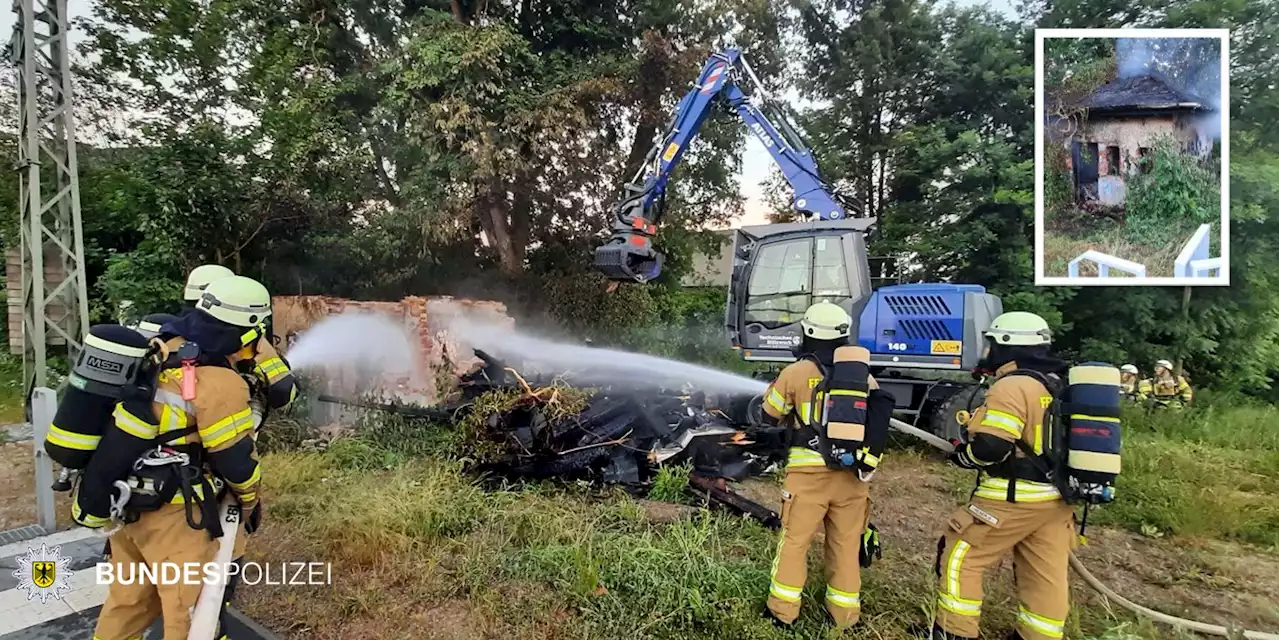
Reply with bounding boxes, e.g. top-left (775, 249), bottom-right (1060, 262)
top-left (0, 0), bottom-right (1274, 398)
